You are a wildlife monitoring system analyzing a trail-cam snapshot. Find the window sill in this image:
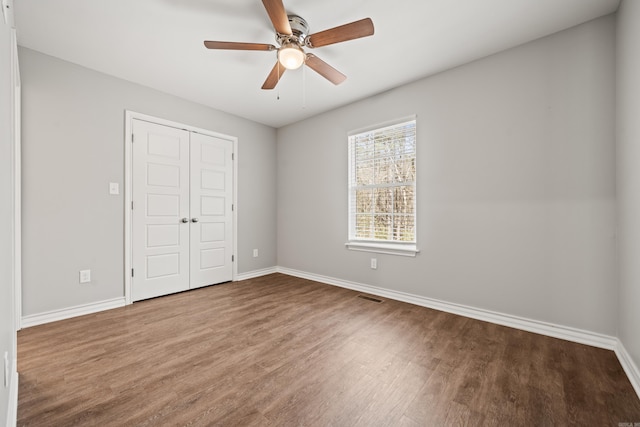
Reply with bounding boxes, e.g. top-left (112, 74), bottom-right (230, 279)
top-left (345, 241), bottom-right (419, 257)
